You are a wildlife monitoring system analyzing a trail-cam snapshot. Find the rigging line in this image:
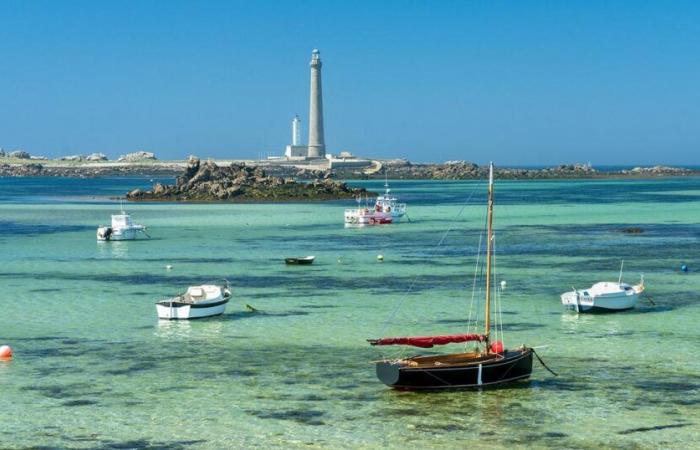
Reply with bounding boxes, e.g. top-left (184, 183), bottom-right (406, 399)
top-left (493, 235), bottom-right (504, 347)
top-left (468, 203), bottom-right (489, 341)
top-left (376, 179), bottom-right (485, 338)
top-left (466, 230), bottom-right (484, 336)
